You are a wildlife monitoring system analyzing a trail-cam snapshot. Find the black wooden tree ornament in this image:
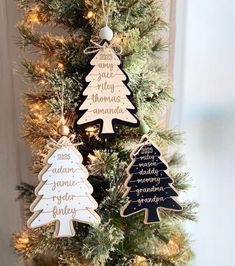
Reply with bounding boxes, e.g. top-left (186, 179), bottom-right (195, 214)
top-left (120, 135), bottom-right (182, 224)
